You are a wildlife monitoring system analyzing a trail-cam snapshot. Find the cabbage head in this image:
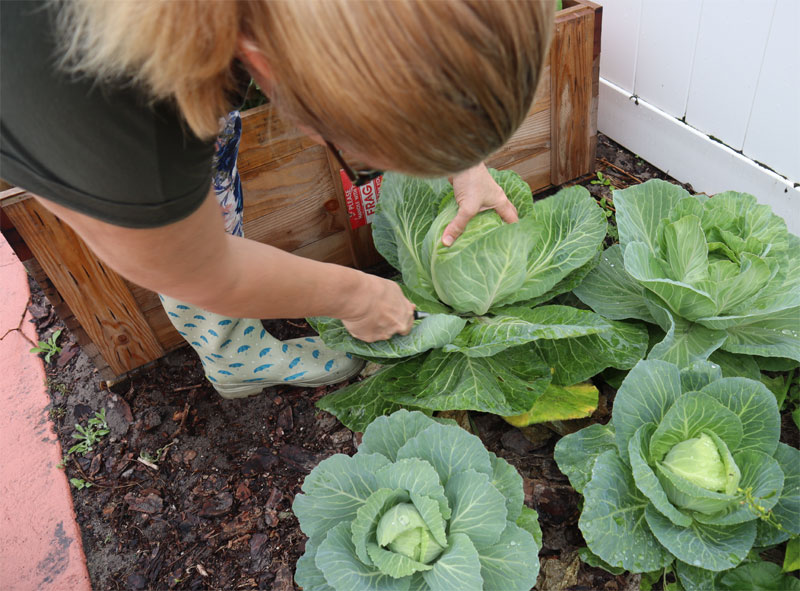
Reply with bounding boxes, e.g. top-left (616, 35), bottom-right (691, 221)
top-left (554, 359), bottom-right (800, 589)
top-left (574, 179), bottom-right (800, 373)
top-left (310, 170), bottom-right (649, 431)
top-left (293, 409), bottom-right (542, 591)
